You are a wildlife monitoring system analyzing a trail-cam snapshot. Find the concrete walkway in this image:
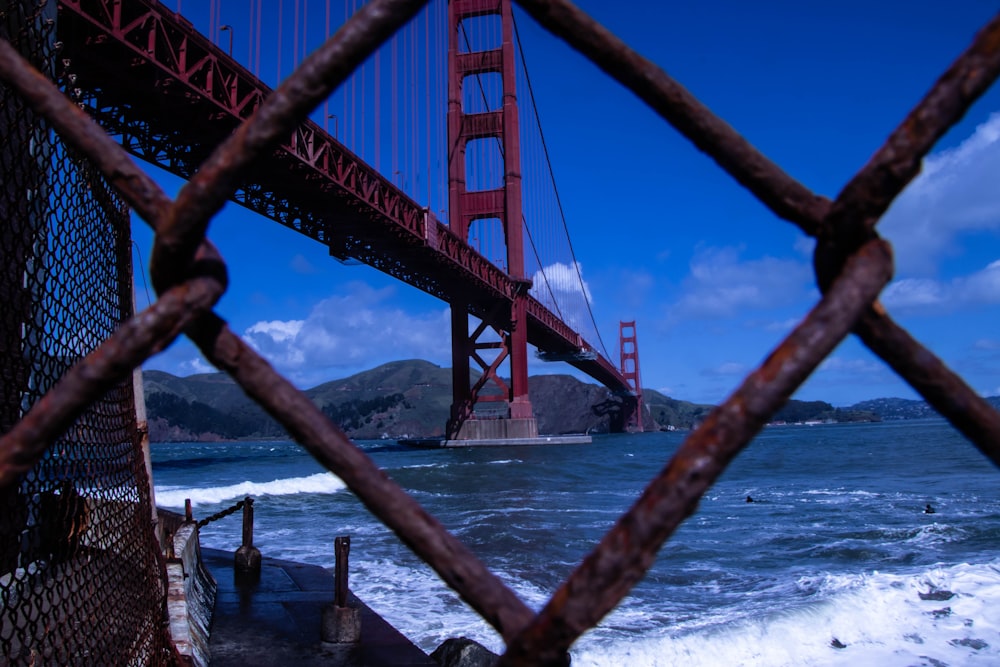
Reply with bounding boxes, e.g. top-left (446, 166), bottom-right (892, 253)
top-left (202, 547), bottom-right (437, 666)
